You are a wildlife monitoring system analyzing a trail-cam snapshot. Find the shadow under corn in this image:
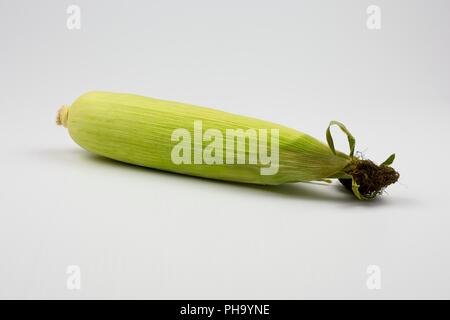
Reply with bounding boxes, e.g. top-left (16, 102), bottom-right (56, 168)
top-left (33, 147), bottom-right (401, 207)
top-left (81, 150), bottom-right (390, 206)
